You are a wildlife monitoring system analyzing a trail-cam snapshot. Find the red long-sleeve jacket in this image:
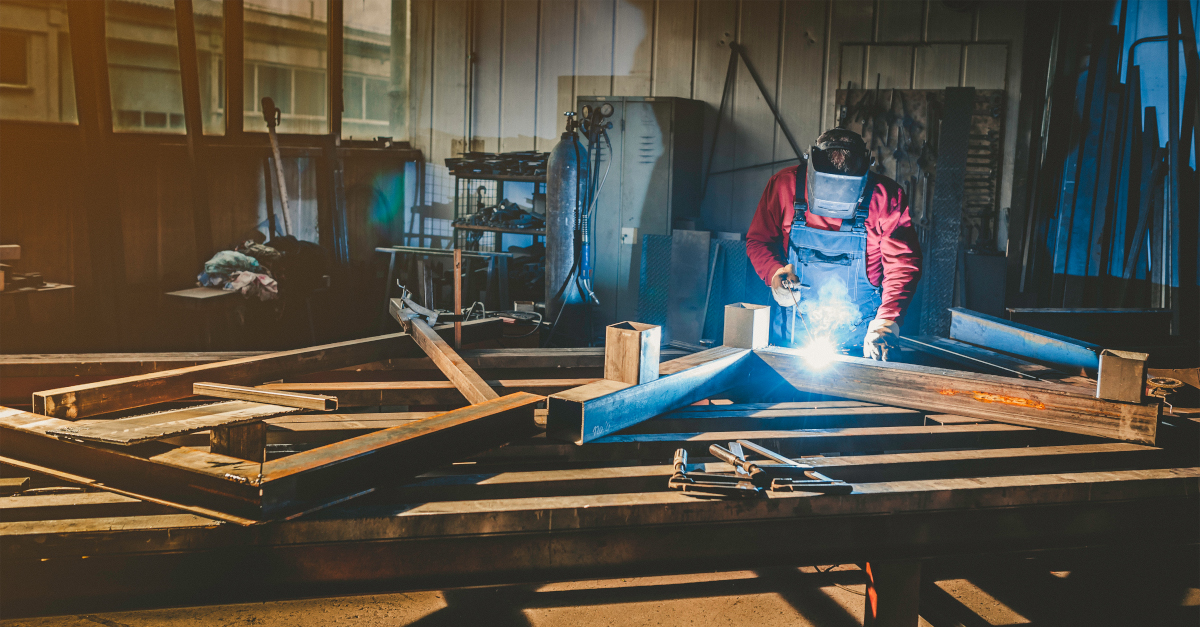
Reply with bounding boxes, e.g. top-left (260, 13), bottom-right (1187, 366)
top-left (745, 166), bottom-right (922, 321)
